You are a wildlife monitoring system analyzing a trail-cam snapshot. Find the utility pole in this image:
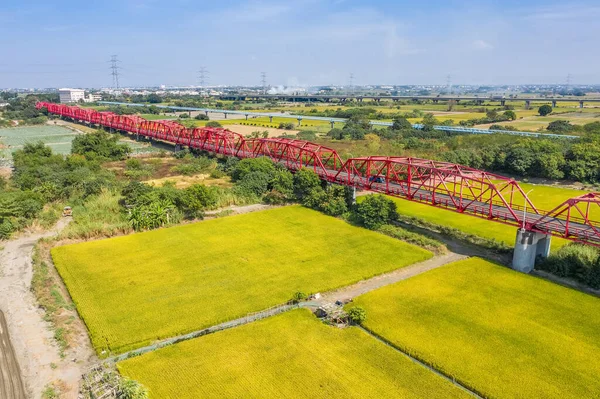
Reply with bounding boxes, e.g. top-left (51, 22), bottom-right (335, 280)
top-left (198, 66), bottom-right (208, 94)
top-left (261, 72), bottom-right (267, 94)
top-left (110, 55), bottom-right (121, 90)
